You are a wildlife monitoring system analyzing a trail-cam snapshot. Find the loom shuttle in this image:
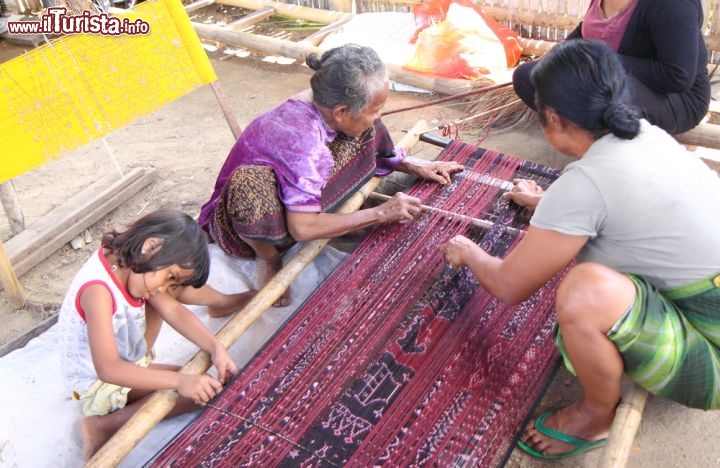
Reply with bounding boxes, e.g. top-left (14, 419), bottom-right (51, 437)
top-left (368, 192), bottom-right (522, 234)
